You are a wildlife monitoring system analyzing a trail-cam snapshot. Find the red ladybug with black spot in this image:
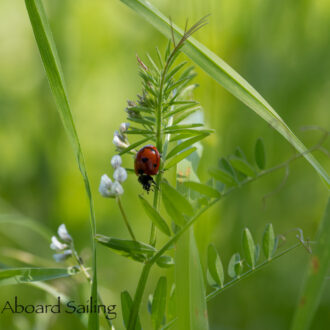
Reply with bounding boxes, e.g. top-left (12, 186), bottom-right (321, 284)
top-left (134, 145), bottom-right (160, 192)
